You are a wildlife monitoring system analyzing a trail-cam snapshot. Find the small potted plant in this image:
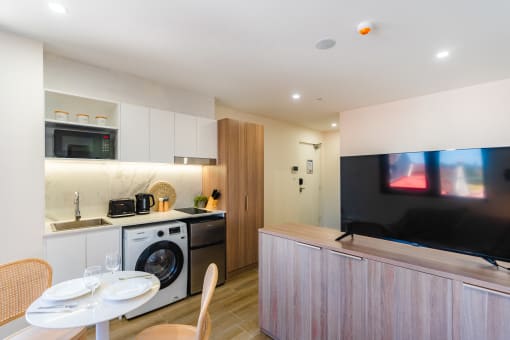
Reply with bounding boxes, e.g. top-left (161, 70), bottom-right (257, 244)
top-left (193, 194), bottom-right (208, 208)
